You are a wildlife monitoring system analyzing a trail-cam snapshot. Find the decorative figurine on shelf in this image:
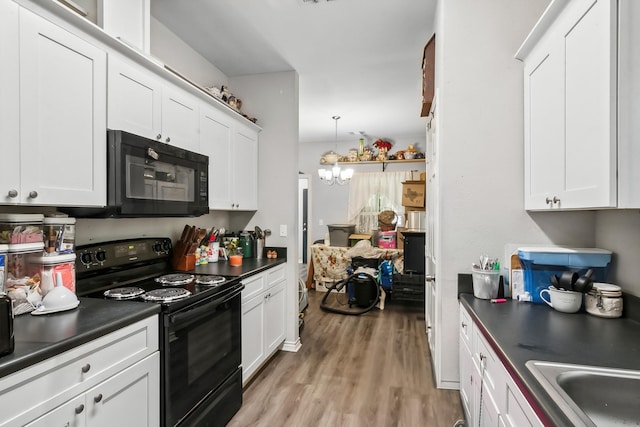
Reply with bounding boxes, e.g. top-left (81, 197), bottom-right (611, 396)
top-left (373, 139), bottom-right (392, 161)
top-left (360, 147), bottom-right (373, 161)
